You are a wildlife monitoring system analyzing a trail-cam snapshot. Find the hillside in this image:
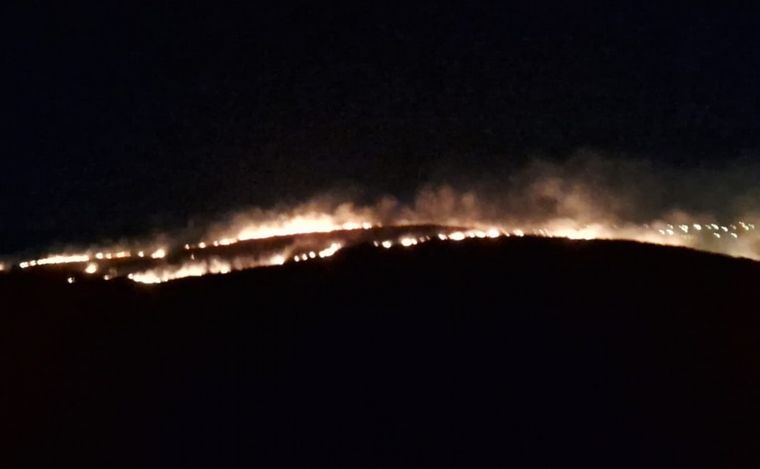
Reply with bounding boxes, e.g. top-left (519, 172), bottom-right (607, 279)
top-left (3, 237), bottom-right (760, 468)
